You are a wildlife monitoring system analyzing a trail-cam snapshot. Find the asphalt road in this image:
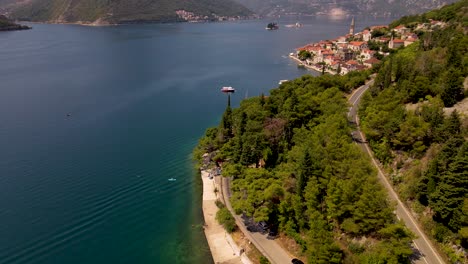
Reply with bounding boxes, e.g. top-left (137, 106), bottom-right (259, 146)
top-left (221, 177), bottom-right (293, 264)
top-left (349, 78), bottom-right (446, 264)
